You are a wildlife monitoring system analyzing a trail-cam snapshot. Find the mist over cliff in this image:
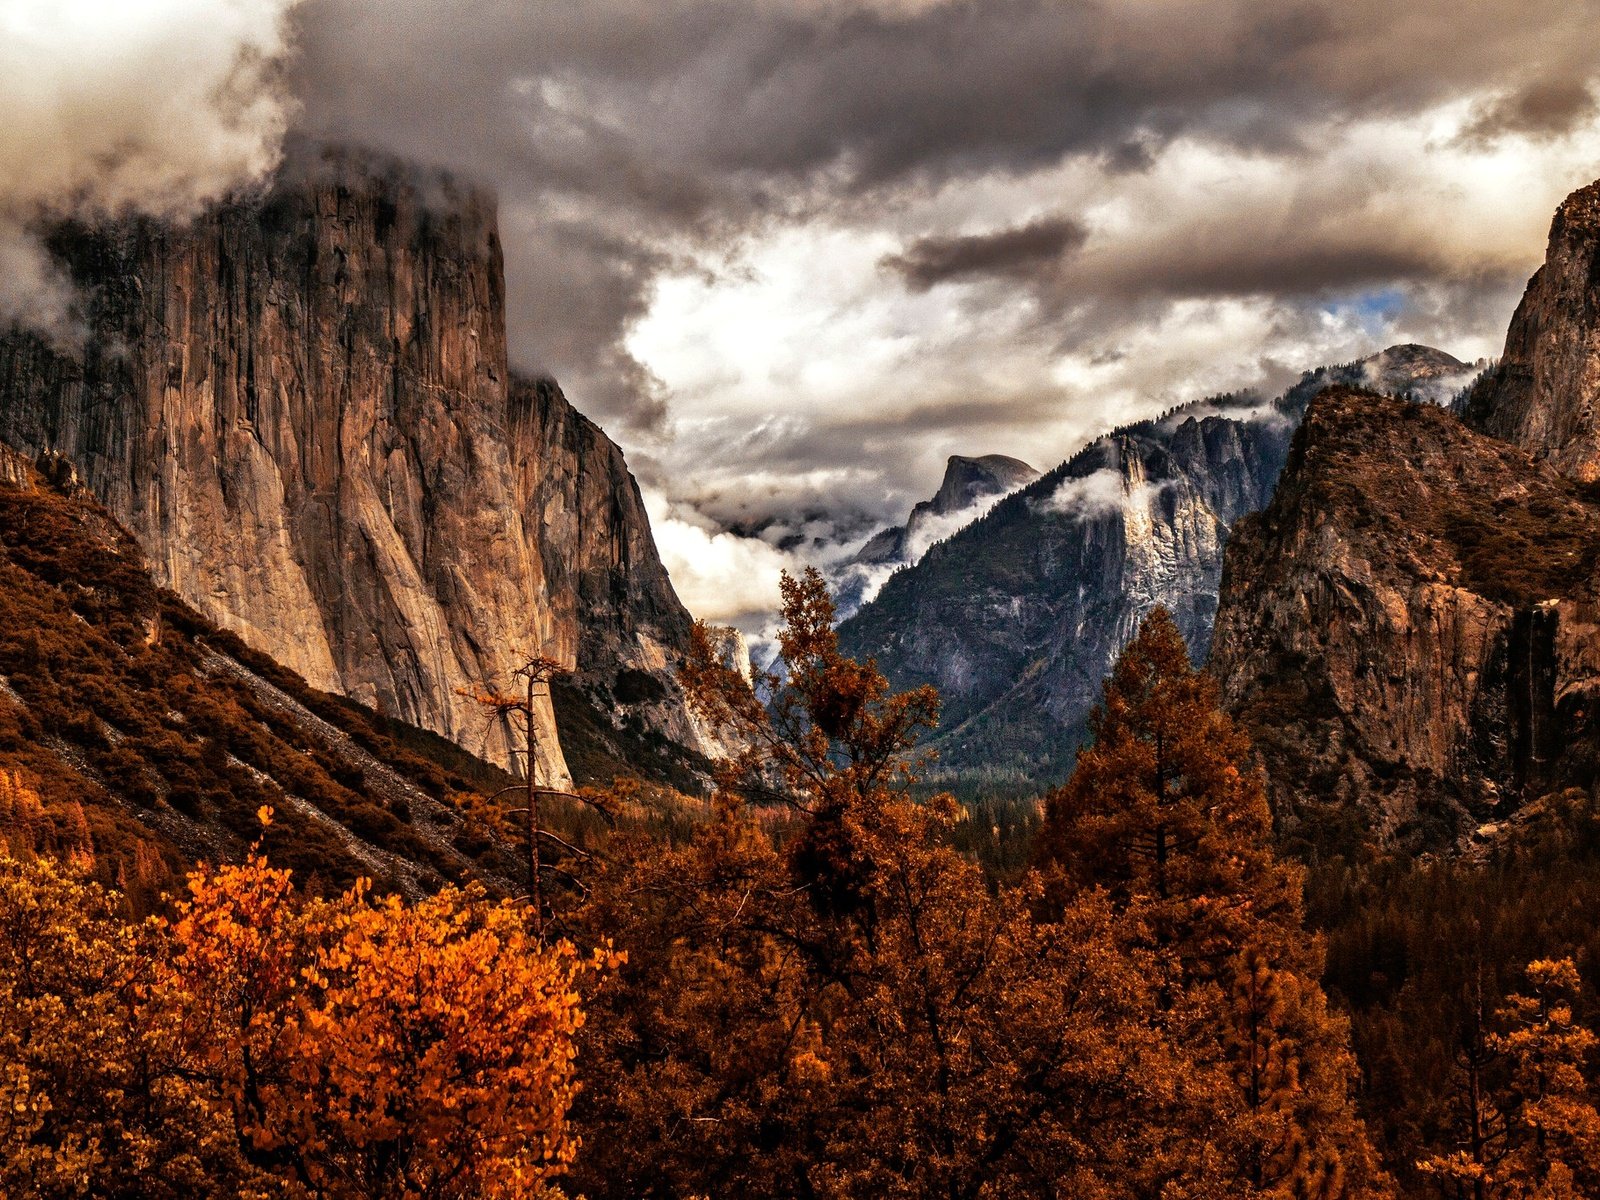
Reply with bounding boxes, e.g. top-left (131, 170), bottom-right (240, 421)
top-left (838, 344), bottom-right (1469, 785)
top-left (0, 147), bottom-right (713, 785)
